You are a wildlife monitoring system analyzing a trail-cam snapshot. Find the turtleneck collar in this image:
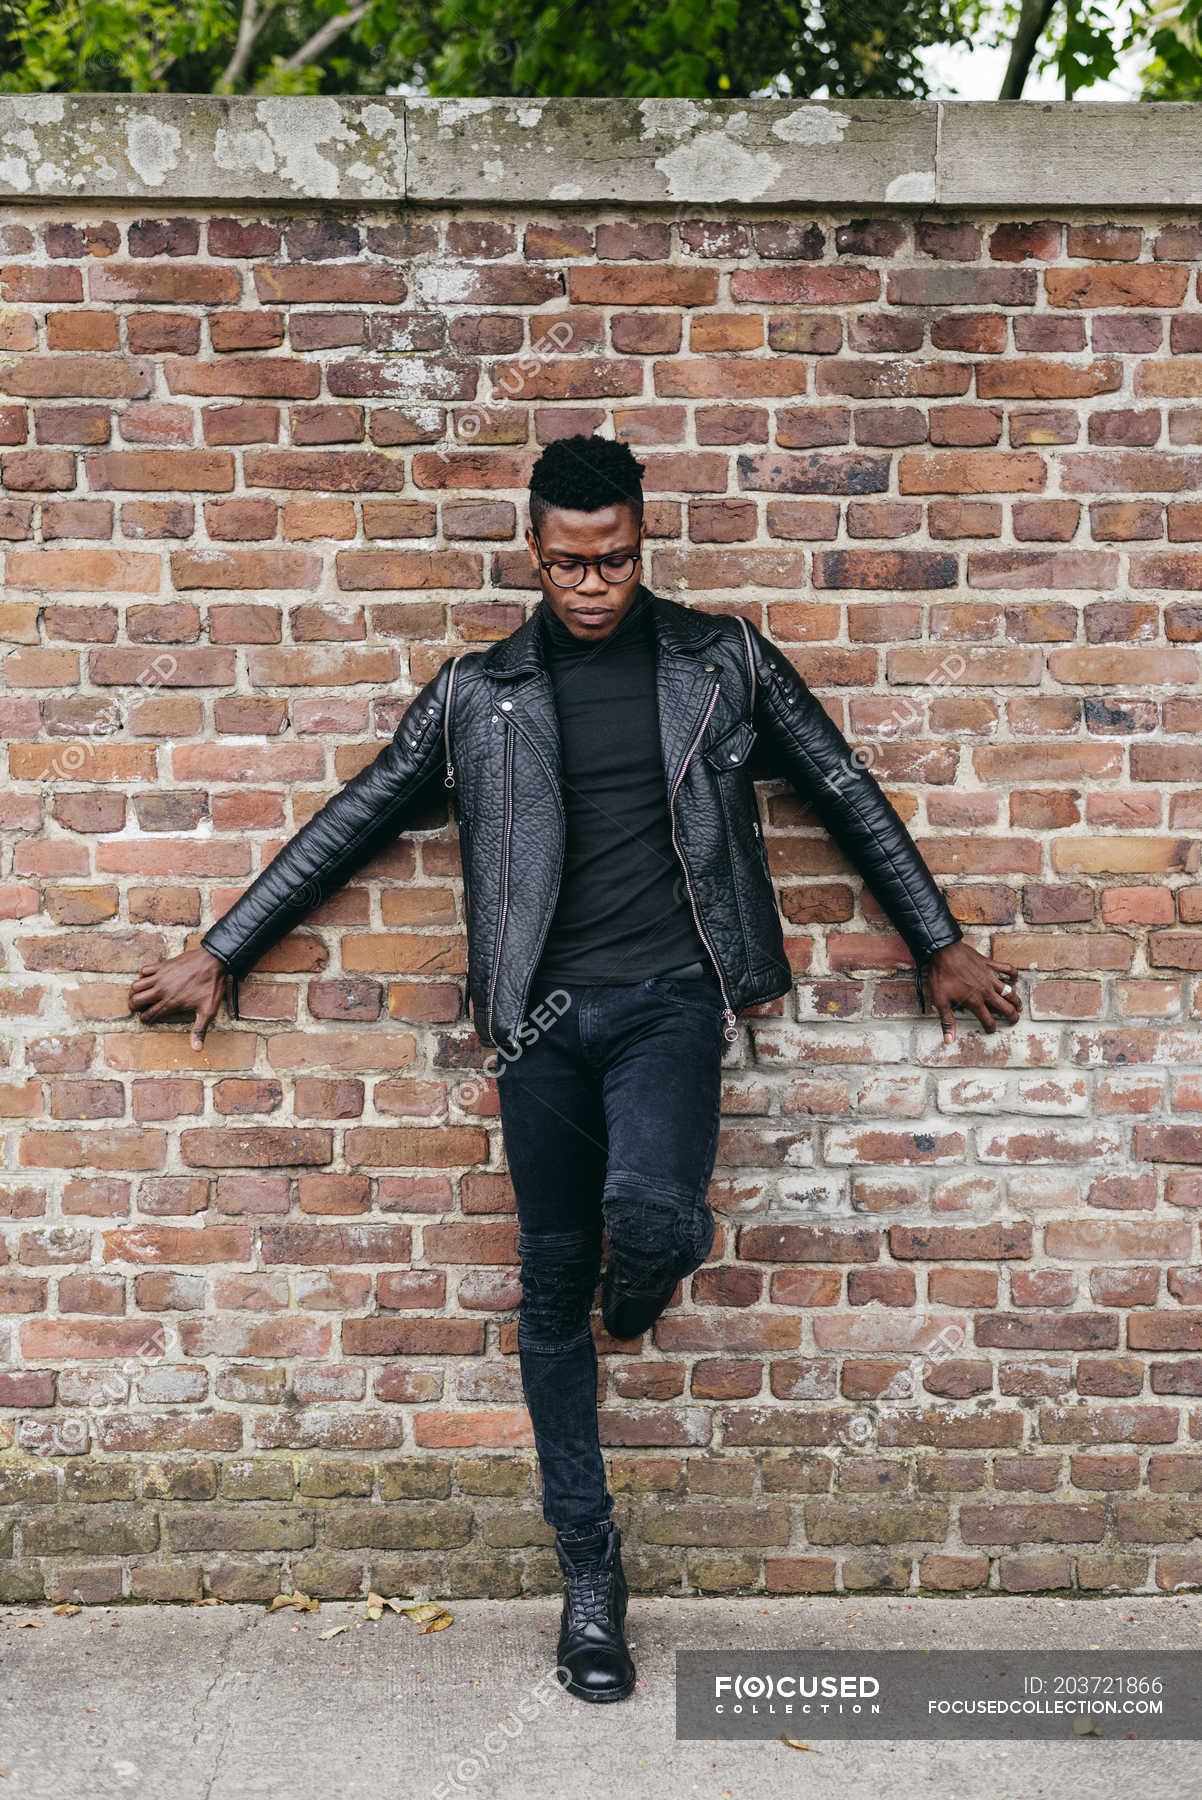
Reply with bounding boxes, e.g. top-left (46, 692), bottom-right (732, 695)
top-left (537, 585), bottom-right (653, 657)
